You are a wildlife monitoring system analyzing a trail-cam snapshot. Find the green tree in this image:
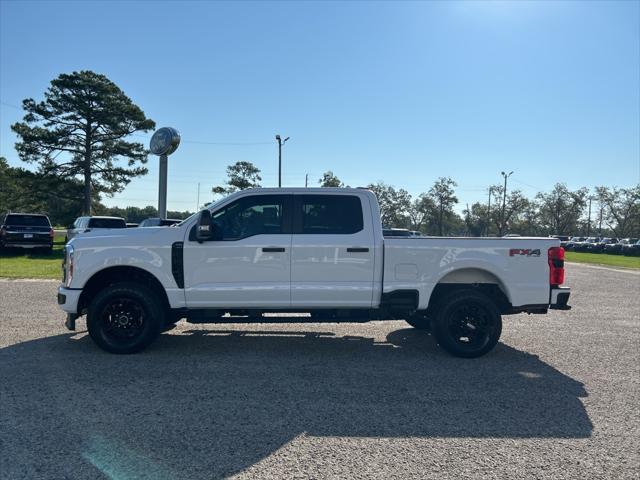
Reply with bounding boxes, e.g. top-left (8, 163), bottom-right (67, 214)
top-left (318, 171), bottom-right (344, 187)
top-left (408, 194), bottom-right (436, 232)
top-left (0, 156), bottom-right (98, 226)
top-left (212, 161), bottom-right (262, 196)
top-left (595, 185), bottom-right (640, 237)
top-left (428, 177), bottom-right (458, 236)
top-left (536, 183), bottom-right (588, 235)
top-left (489, 186), bottom-right (529, 236)
top-left (11, 70), bottom-right (155, 215)
top-left (462, 202), bottom-right (489, 237)
top-left (367, 182), bottom-right (412, 228)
